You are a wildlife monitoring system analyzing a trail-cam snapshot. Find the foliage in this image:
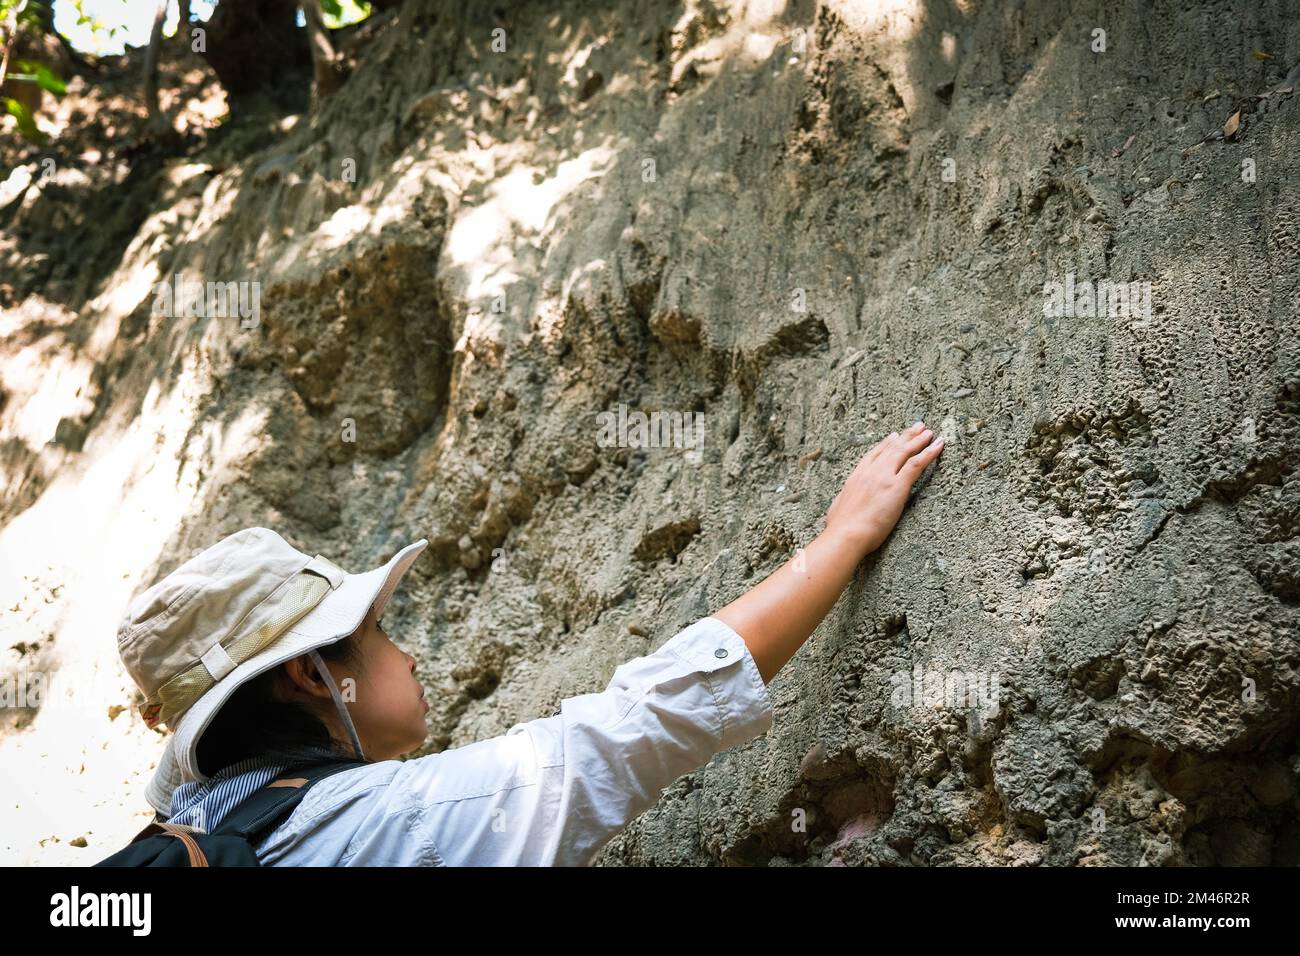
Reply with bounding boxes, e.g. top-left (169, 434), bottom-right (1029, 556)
top-left (10, 57), bottom-right (66, 93)
top-left (67, 0), bottom-right (126, 41)
top-left (321, 0), bottom-right (372, 31)
top-left (1, 0), bottom-right (92, 144)
top-left (1, 1), bottom-right (375, 145)
top-left (2, 95), bottom-right (43, 141)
